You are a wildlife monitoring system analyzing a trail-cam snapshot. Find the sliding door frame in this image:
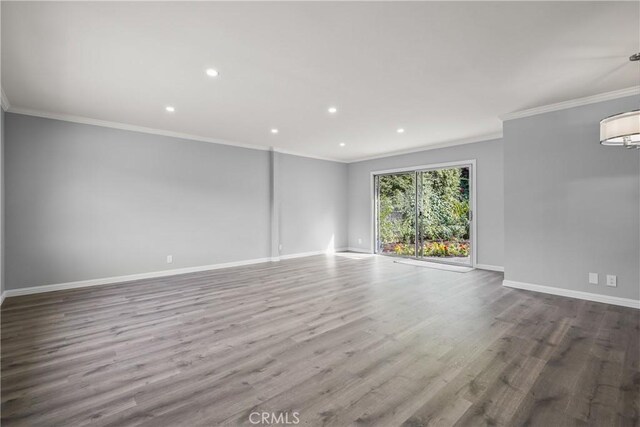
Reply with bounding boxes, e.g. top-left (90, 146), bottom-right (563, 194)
top-left (370, 159), bottom-right (477, 268)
